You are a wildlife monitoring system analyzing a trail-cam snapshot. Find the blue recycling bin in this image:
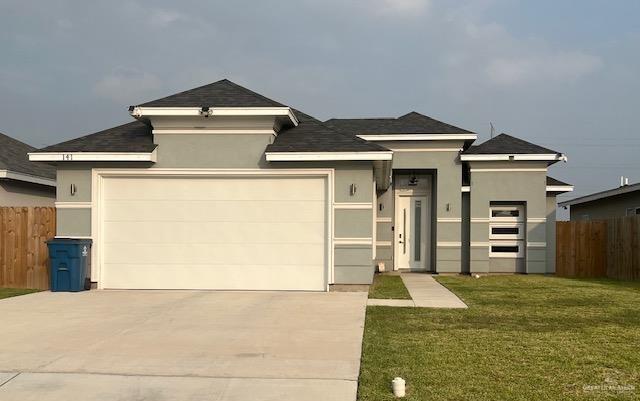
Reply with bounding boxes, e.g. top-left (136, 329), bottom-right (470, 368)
top-left (47, 239), bottom-right (92, 292)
